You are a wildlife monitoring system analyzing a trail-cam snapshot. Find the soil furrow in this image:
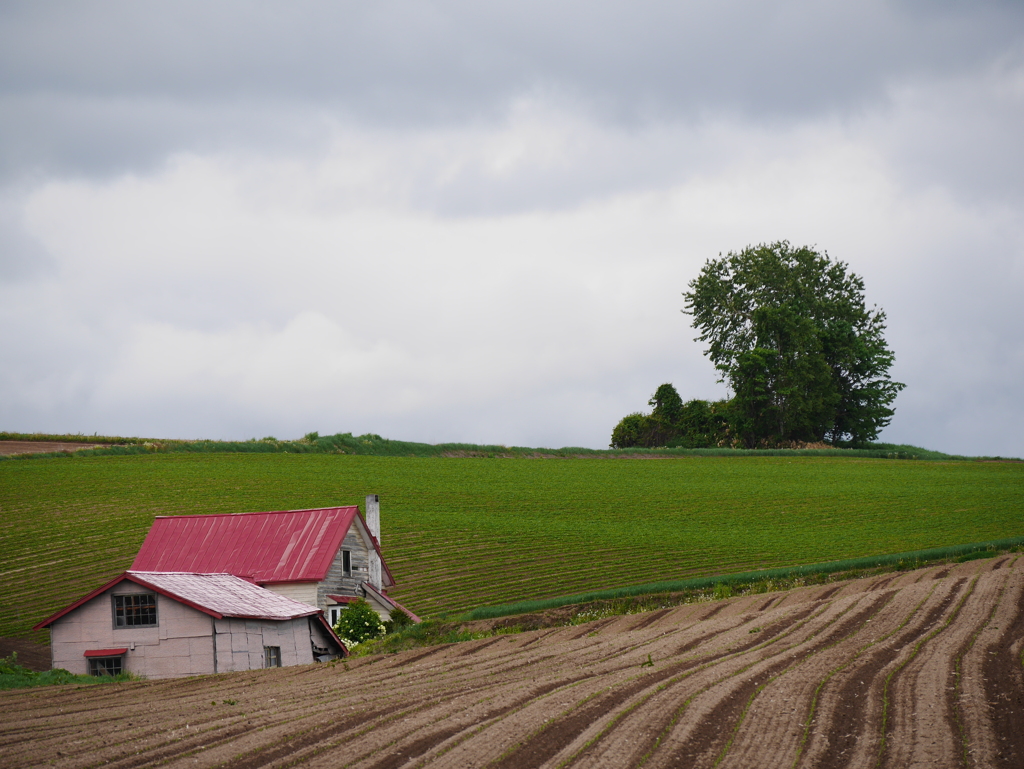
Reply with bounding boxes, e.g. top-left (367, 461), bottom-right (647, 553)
top-left (880, 572), bottom-right (1003, 769)
top-left (486, 655), bottom-right (725, 769)
top-left (4, 563), bottom-right (1022, 769)
top-left (560, 603), bottom-right (839, 768)
top-left (947, 570), bottom-right (1011, 768)
top-left (809, 578), bottom-right (967, 769)
top-left (653, 597), bottom-right (885, 769)
top-left (360, 724), bottom-right (468, 769)
top-left (875, 577), bottom-right (977, 768)
top-left (815, 585), bottom-right (845, 602)
top-left (788, 580), bottom-right (942, 769)
top-left (714, 592), bottom-right (898, 769)
top-left (627, 609), bottom-right (674, 632)
top-left (588, 610), bottom-right (750, 667)
top-left (980, 569), bottom-right (1024, 768)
